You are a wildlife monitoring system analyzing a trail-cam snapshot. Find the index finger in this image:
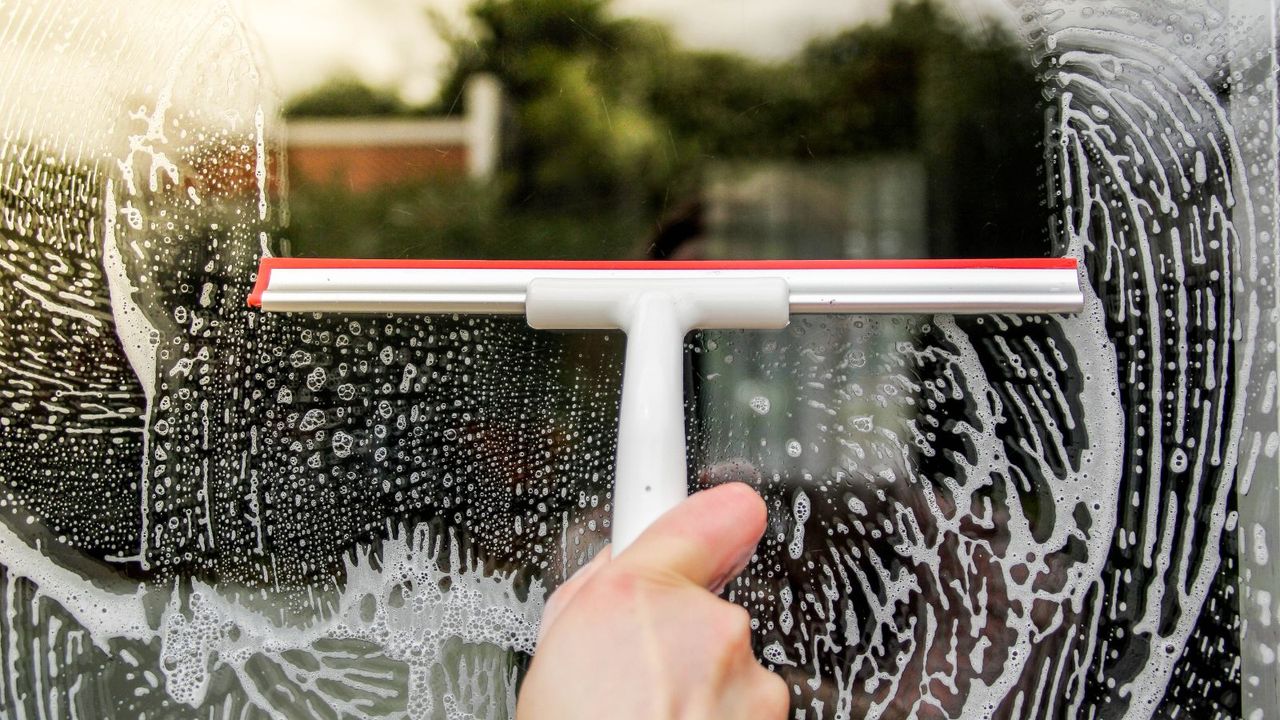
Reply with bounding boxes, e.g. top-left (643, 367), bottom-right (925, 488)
top-left (612, 482), bottom-right (767, 592)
